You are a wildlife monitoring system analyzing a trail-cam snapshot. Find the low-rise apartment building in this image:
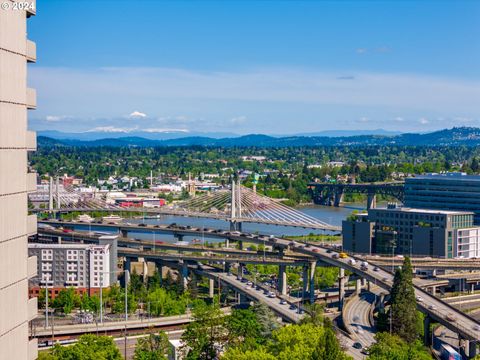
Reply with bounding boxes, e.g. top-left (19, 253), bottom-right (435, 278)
top-left (28, 243), bottom-right (113, 299)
